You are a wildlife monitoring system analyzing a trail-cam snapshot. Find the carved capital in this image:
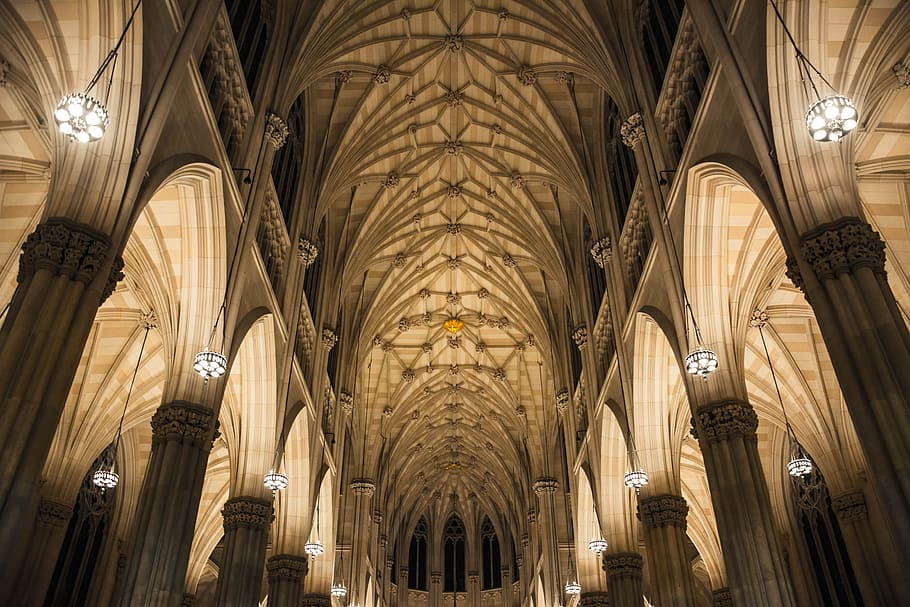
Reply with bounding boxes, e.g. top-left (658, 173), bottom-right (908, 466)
top-left (517, 65), bottom-right (537, 86)
top-left (267, 554), bottom-right (308, 581)
top-left (590, 236), bottom-right (612, 268)
top-left (0, 58), bottom-right (9, 87)
top-left (37, 498), bottom-right (73, 527)
top-left (350, 478), bottom-right (376, 496)
top-left (18, 218), bottom-right (114, 289)
top-left (321, 328), bottom-right (338, 350)
top-left (797, 217), bottom-right (886, 288)
top-left (555, 389), bottom-right (570, 414)
top-left (533, 477), bottom-right (559, 494)
top-left (639, 494), bottom-right (688, 529)
top-left (222, 496), bottom-right (273, 532)
top-left (620, 113), bottom-right (645, 149)
top-left (832, 490), bottom-right (868, 523)
top-left (712, 587), bottom-right (733, 607)
top-left (265, 112), bottom-right (289, 150)
top-left (893, 62), bottom-right (910, 88)
top-left (300, 594), bottom-right (331, 607)
top-left (573, 325), bottom-right (588, 349)
top-left (102, 255), bottom-right (125, 304)
top-left (151, 402), bottom-right (218, 450)
top-left (297, 238), bottom-right (319, 266)
top-left (785, 257), bottom-right (804, 291)
top-left (339, 391), bottom-right (354, 414)
top-left (580, 591), bottom-right (611, 607)
top-left (603, 552), bottom-right (643, 579)
top-left (692, 401), bottom-right (758, 444)
top-left (431, 571), bottom-right (442, 584)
